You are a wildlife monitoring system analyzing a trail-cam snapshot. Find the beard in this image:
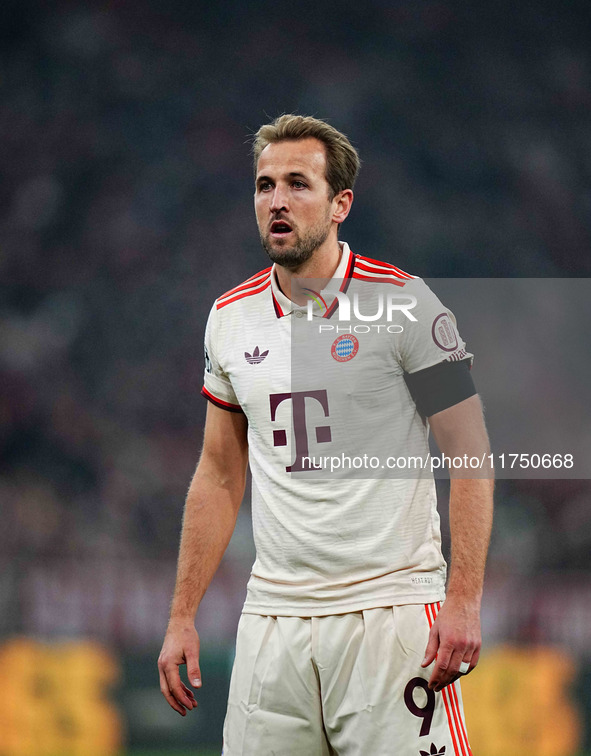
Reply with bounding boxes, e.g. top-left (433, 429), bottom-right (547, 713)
top-left (260, 216), bottom-right (332, 270)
